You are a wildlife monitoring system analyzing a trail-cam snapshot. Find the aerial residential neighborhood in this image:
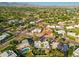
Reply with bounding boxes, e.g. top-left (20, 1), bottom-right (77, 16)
top-left (0, 2), bottom-right (79, 57)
